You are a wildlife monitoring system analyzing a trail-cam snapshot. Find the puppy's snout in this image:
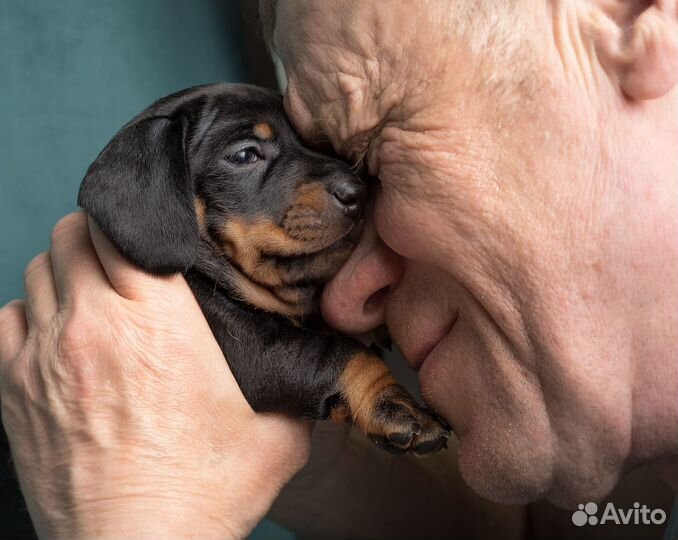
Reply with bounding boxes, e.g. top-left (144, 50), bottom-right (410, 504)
top-left (331, 178), bottom-right (367, 218)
